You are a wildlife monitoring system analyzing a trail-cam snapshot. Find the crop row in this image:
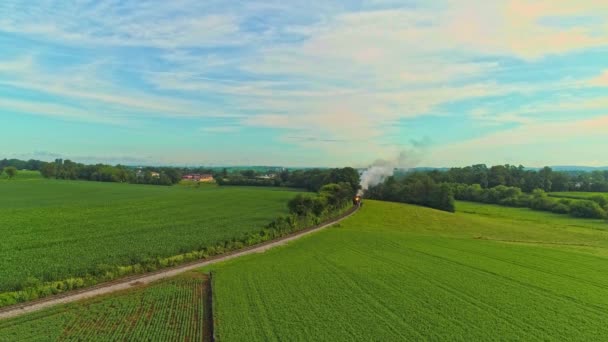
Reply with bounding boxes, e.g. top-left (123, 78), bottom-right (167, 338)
top-left (0, 180), bottom-right (297, 305)
top-left (210, 201), bottom-right (608, 341)
top-left (0, 274), bottom-right (206, 341)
